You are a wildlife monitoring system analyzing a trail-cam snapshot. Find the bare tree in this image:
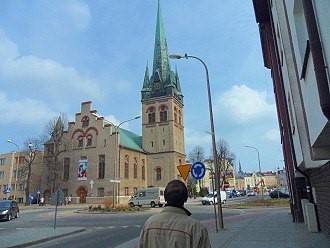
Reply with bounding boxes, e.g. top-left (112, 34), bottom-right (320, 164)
top-left (42, 113), bottom-right (68, 193)
top-left (188, 146), bottom-right (205, 193)
top-left (18, 139), bottom-right (40, 205)
top-left (215, 139), bottom-right (236, 190)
